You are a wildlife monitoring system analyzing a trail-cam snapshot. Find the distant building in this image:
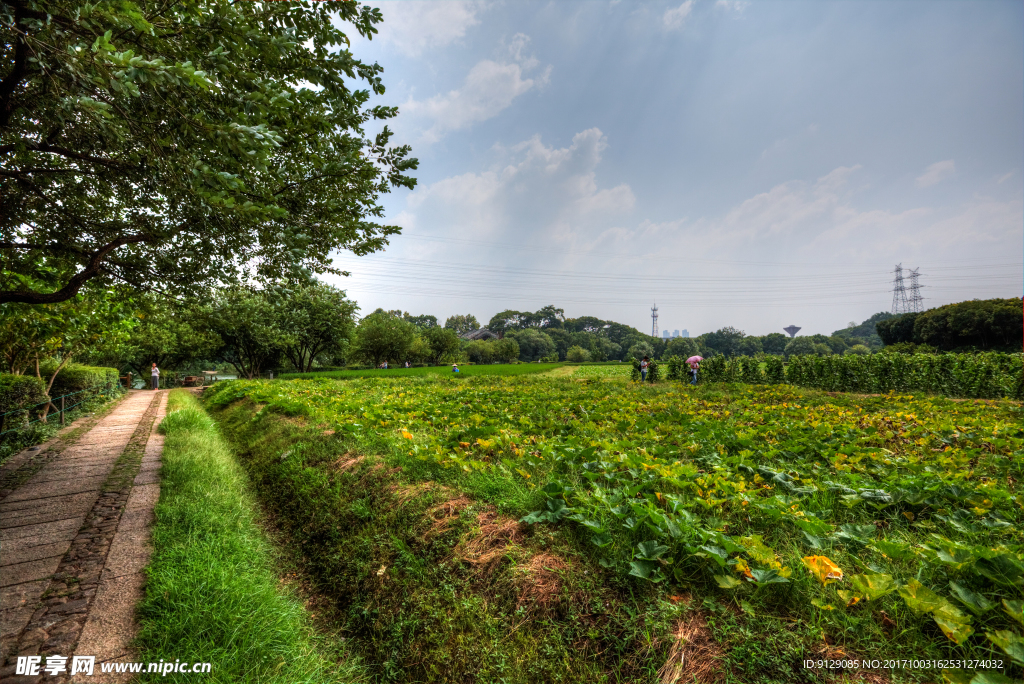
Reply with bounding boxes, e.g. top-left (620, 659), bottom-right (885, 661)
top-left (460, 328), bottom-right (499, 341)
top-left (662, 330), bottom-right (671, 339)
top-left (673, 330), bottom-right (679, 338)
top-left (681, 329), bottom-right (689, 338)
top-left (783, 325), bottom-right (801, 338)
